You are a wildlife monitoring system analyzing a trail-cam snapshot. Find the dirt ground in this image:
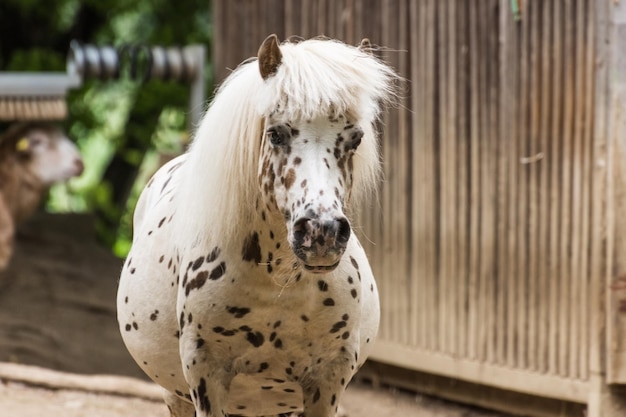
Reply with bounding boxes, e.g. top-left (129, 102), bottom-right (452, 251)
top-left (0, 214), bottom-right (508, 417)
top-left (0, 365), bottom-right (507, 417)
